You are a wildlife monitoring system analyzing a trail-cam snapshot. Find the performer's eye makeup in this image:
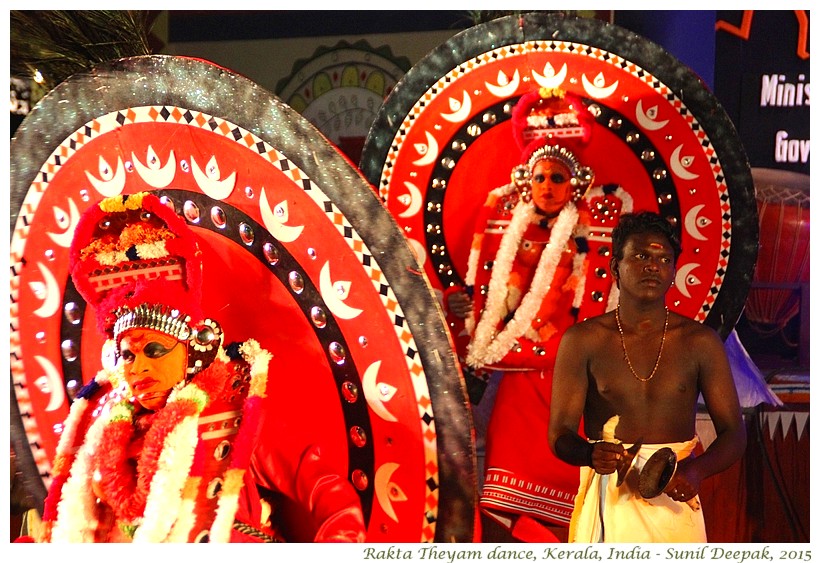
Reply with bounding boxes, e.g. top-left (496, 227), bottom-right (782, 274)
top-left (143, 342), bottom-right (174, 358)
top-left (550, 172), bottom-right (567, 183)
top-left (120, 341), bottom-right (175, 361)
